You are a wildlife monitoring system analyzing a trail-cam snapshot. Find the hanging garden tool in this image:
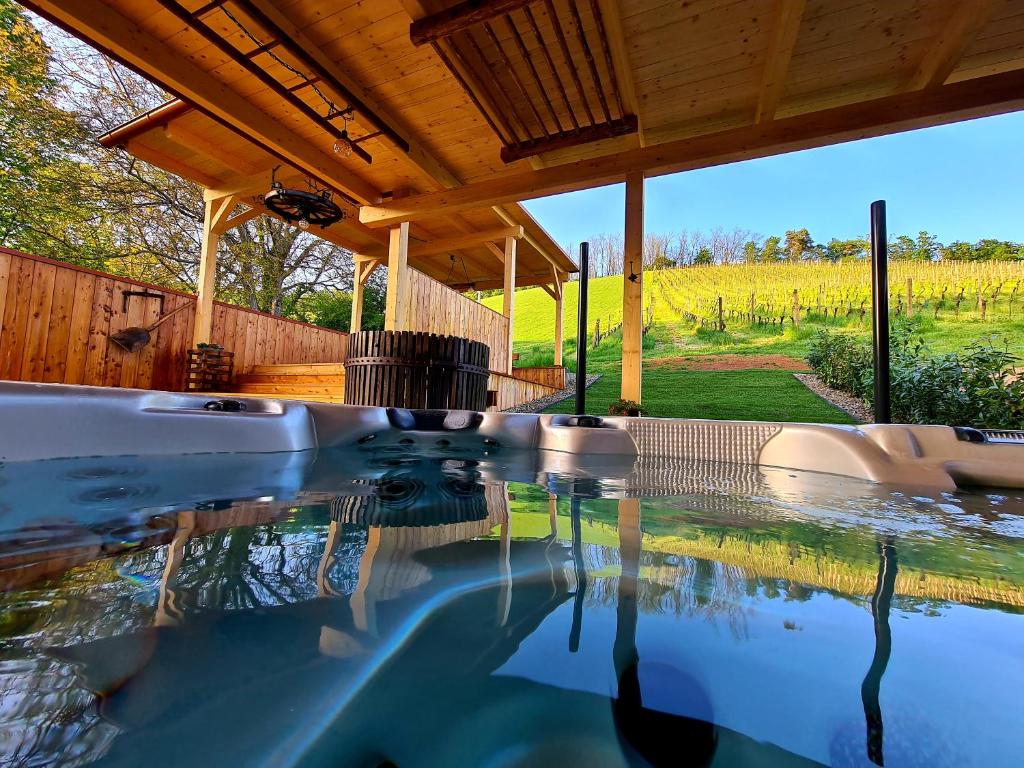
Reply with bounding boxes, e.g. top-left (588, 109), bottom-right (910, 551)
top-left (109, 299), bottom-right (196, 353)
